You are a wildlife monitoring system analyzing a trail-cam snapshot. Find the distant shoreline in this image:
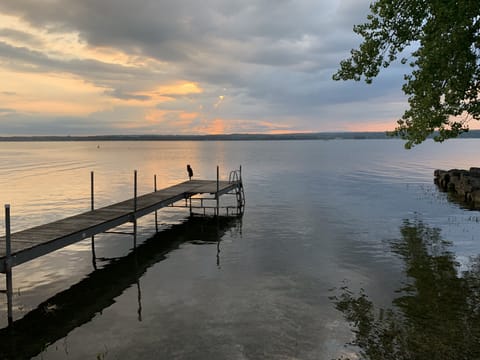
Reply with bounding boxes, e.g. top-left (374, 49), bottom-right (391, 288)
top-left (1, 130), bottom-right (480, 142)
